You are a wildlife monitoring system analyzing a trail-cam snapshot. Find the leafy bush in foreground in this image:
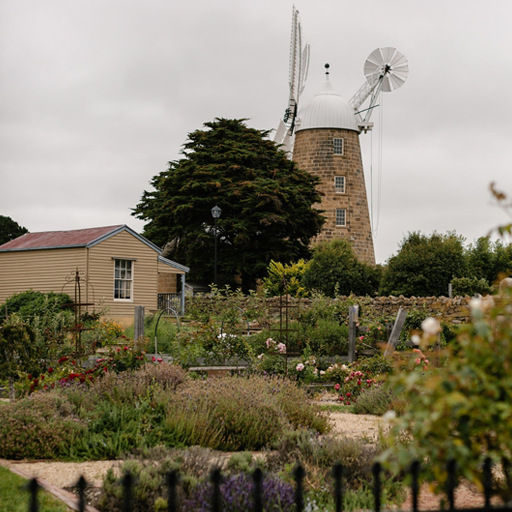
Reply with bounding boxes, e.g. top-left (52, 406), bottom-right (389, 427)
top-left (383, 295), bottom-right (512, 501)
